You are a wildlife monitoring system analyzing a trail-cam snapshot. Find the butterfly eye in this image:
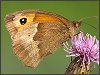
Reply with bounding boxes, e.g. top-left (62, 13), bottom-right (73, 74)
top-left (20, 18), bottom-right (27, 25)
